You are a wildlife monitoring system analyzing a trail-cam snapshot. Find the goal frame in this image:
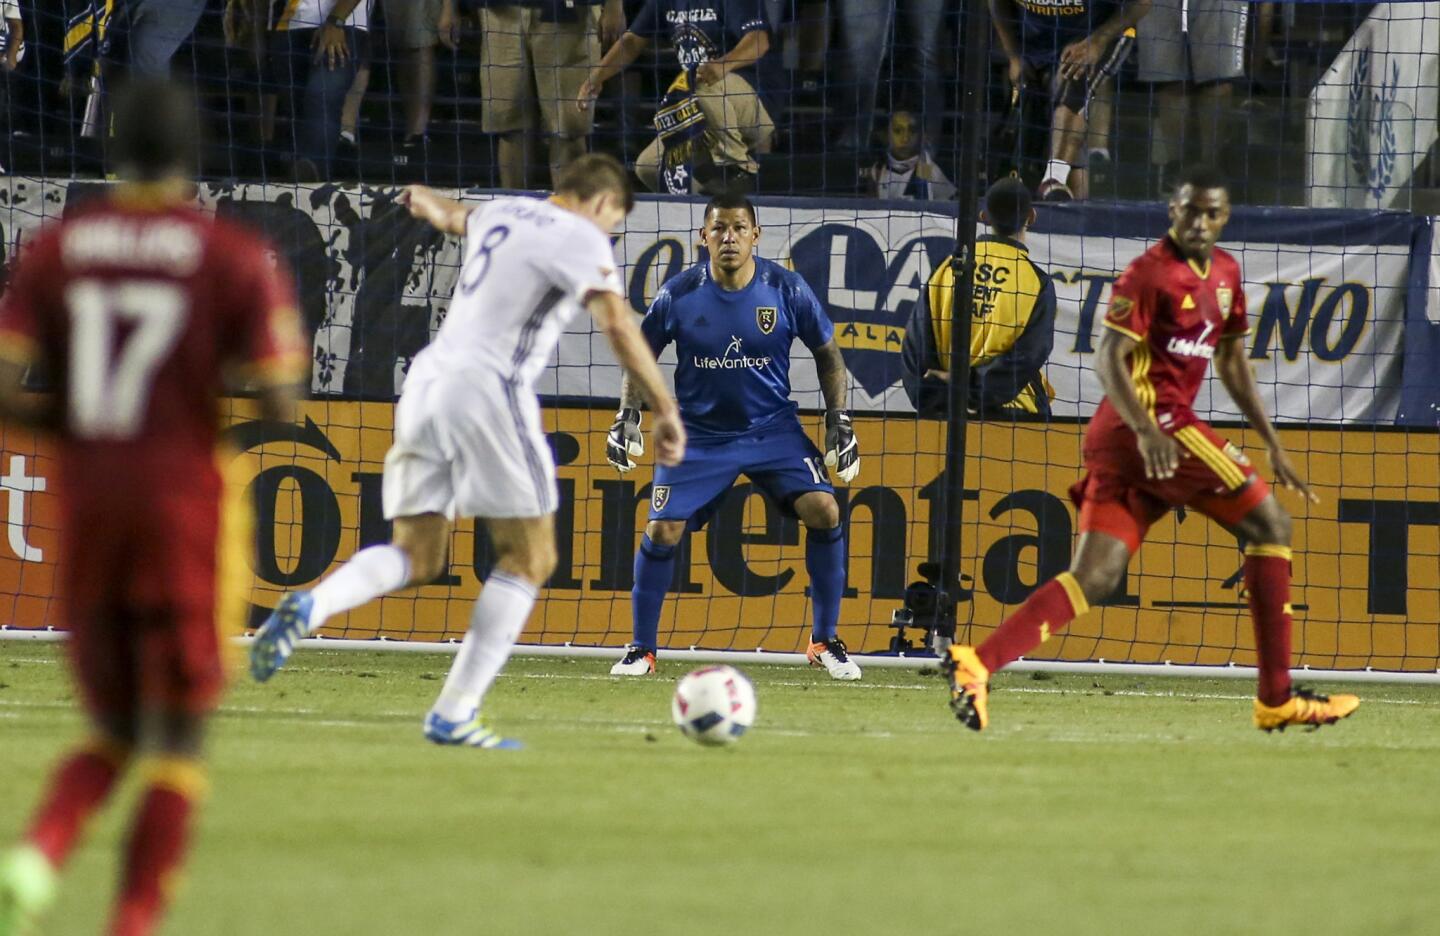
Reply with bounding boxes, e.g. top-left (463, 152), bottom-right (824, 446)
top-left (4, 628), bottom-right (1437, 685)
